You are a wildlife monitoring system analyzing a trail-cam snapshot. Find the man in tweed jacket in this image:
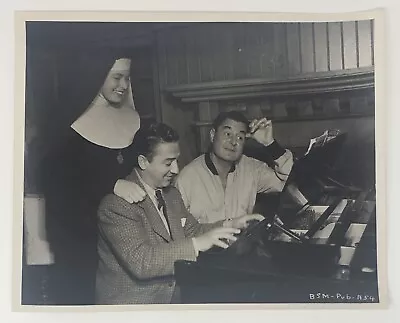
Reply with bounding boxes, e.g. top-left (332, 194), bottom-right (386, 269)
top-left (95, 123), bottom-right (262, 304)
